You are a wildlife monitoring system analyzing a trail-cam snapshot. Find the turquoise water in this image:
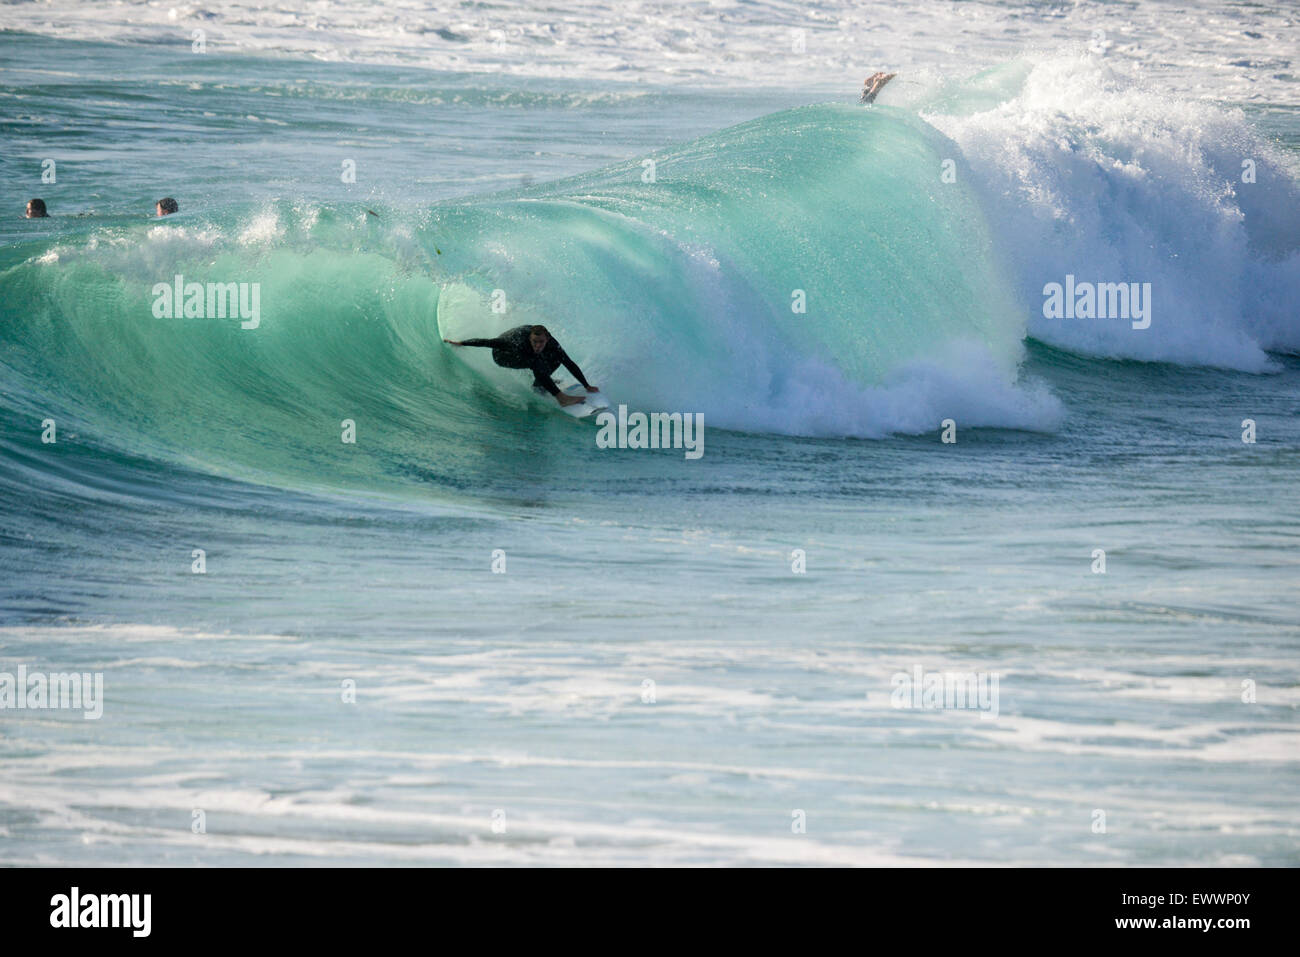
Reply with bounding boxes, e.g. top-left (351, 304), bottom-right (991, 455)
top-left (2, 17), bottom-right (1298, 865)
